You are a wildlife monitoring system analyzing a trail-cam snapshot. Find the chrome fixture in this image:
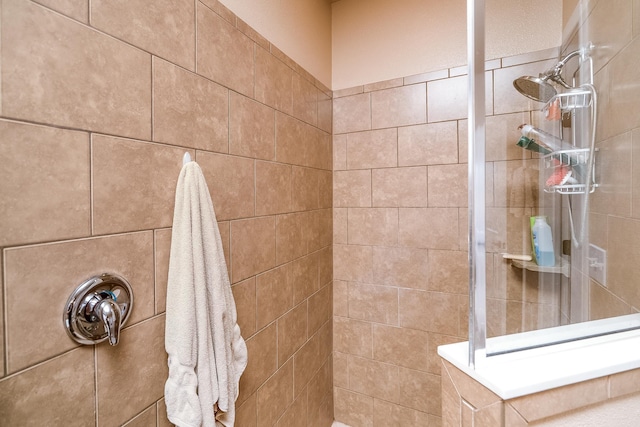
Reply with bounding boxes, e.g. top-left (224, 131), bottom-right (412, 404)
top-left (63, 273), bottom-right (133, 346)
top-left (513, 49), bottom-right (584, 103)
